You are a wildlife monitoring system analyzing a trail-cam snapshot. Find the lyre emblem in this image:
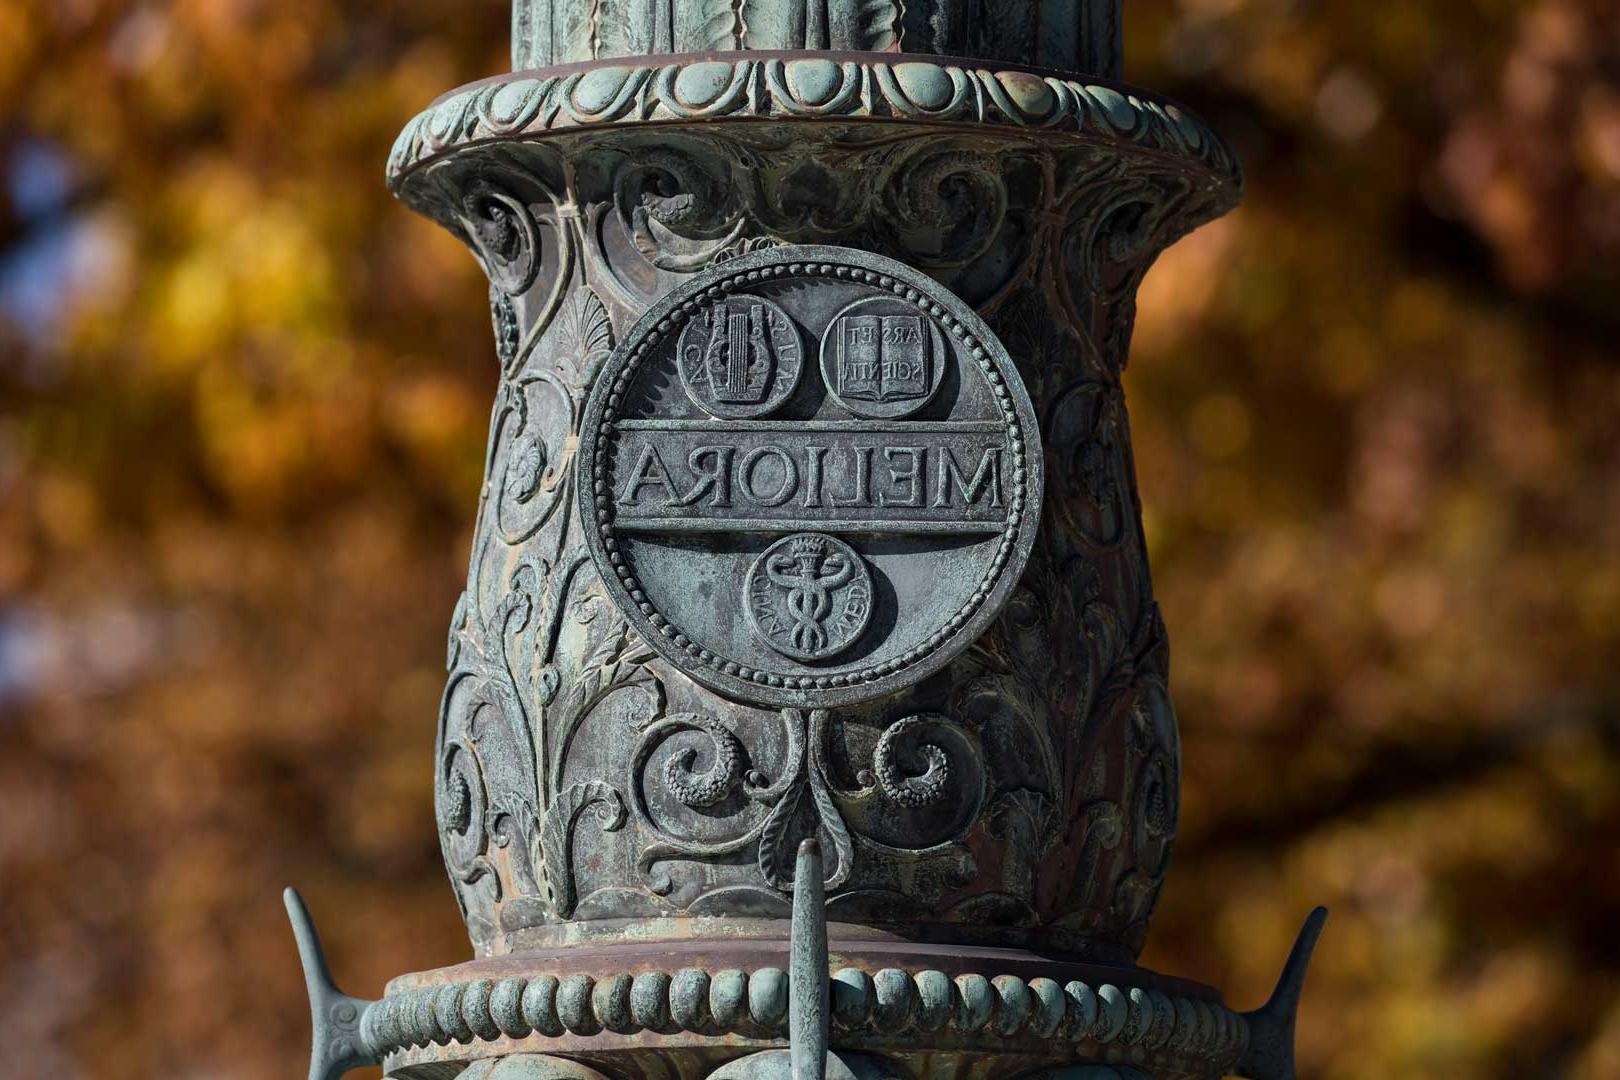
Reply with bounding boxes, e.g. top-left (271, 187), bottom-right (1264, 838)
top-left (677, 294), bottom-right (804, 419)
top-left (703, 302), bottom-right (774, 404)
